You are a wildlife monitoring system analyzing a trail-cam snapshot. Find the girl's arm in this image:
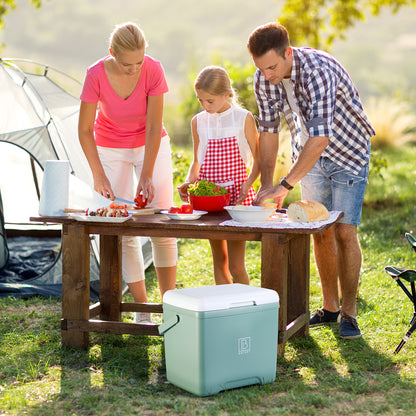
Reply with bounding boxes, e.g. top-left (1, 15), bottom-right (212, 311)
top-left (236, 112), bottom-right (260, 204)
top-left (178, 116), bottom-right (201, 202)
top-left (138, 94), bottom-right (164, 203)
top-left (78, 101), bottom-right (114, 199)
